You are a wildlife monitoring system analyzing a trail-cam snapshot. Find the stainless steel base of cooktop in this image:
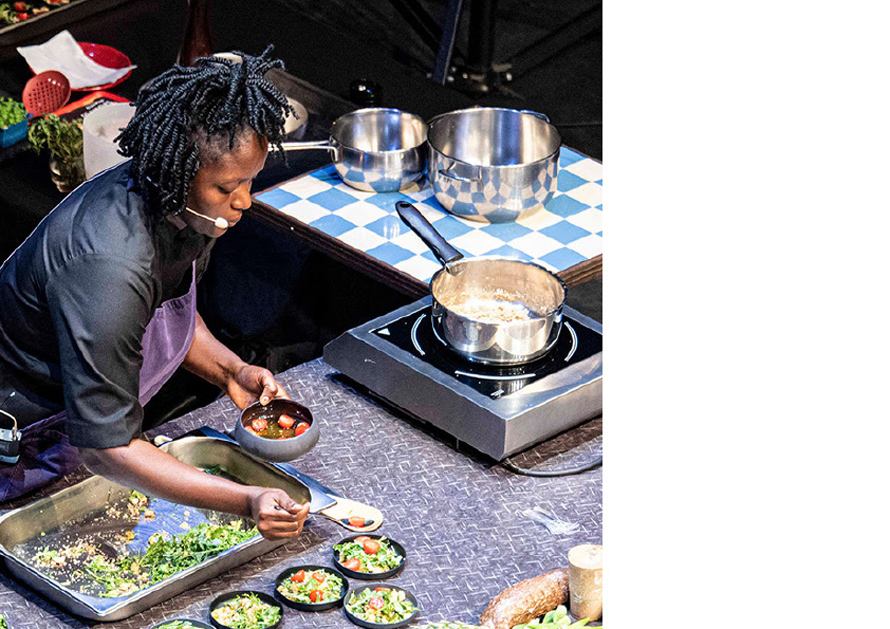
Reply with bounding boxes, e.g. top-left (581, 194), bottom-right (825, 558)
top-left (323, 297), bottom-right (602, 460)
